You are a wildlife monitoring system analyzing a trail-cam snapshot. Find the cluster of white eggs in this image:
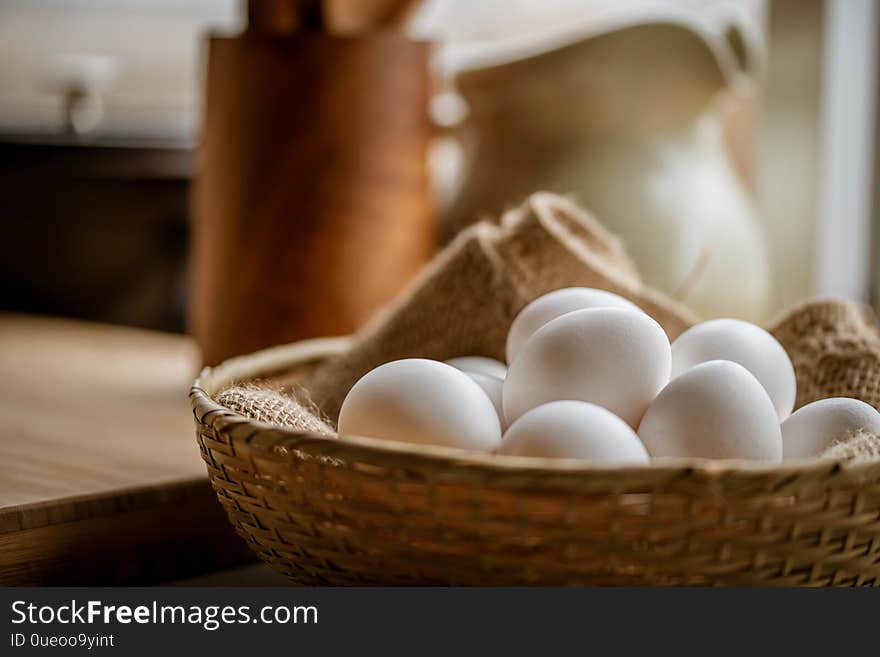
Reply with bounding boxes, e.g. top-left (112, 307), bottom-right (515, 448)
top-left (338, 288), bottom-right (880, 463)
